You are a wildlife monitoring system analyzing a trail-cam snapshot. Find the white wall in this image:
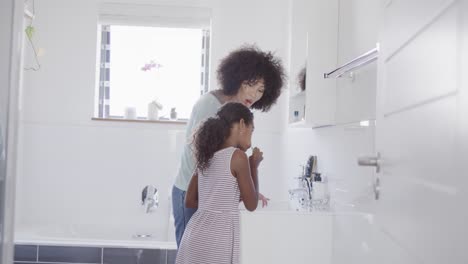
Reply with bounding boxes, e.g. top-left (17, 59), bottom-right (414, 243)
top-left (285, 124), bottom-right (375, 208)
top-left (15, 0), bottom-right (290, 240)
top-left (284, 117), bottom-right (376, 264)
